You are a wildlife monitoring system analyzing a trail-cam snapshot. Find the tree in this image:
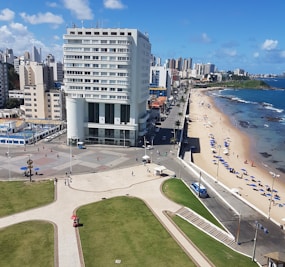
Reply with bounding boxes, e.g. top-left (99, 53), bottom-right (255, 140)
top-left (5, 98), bottom-right (21, 109)
top-left (7, 64), bottom-right (20, 89)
